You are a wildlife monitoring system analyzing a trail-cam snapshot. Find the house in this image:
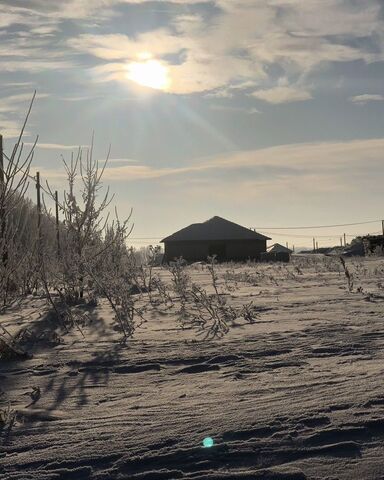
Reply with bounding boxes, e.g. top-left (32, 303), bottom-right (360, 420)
top-left (161, 216), bottom-right (271, 262)
top-left (267, 243), bottom-right (293, 254)
top-left (263, 243), bottom-right (292, 263)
